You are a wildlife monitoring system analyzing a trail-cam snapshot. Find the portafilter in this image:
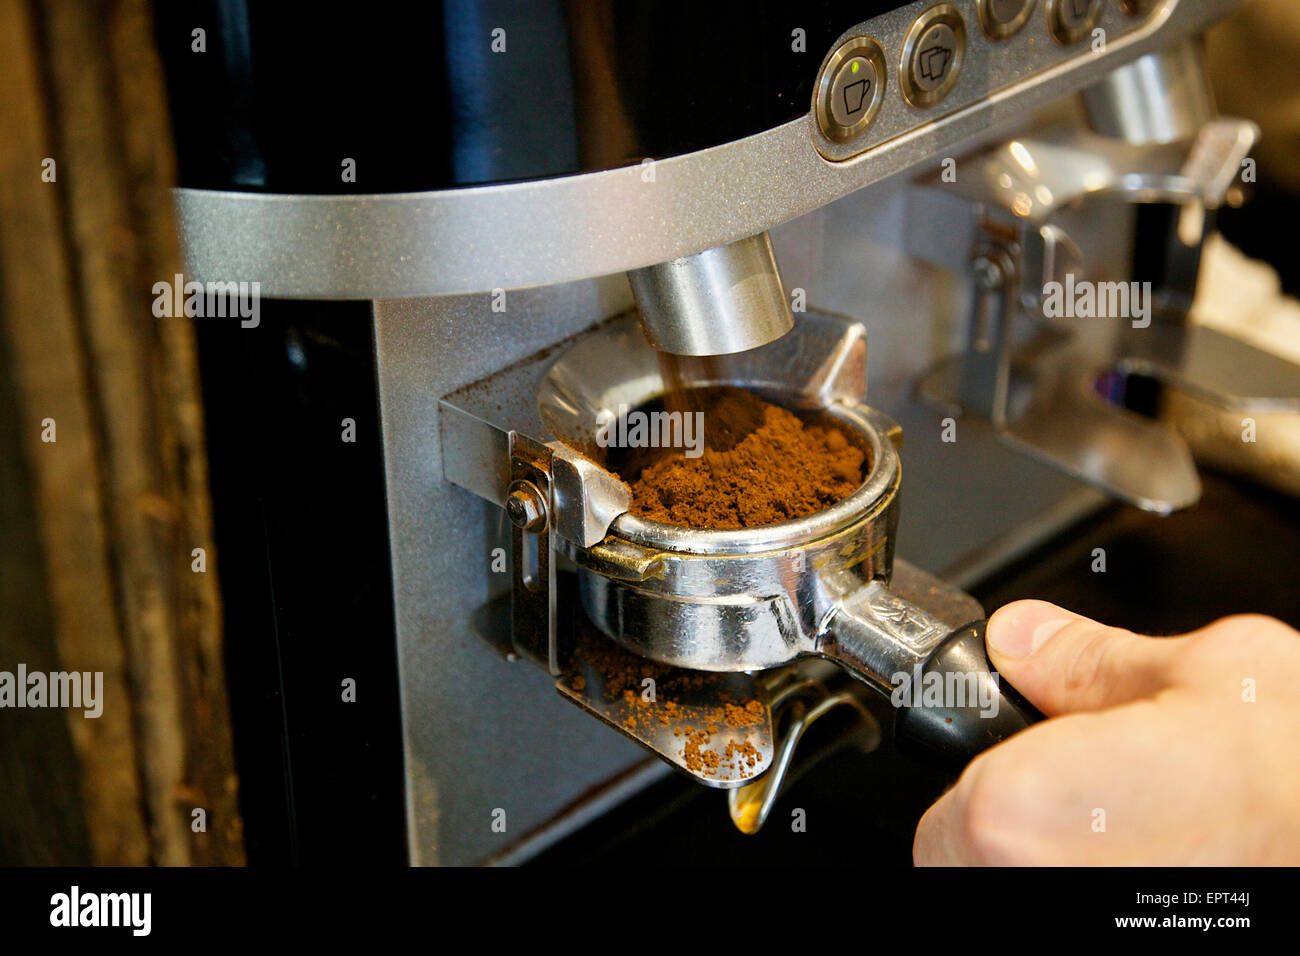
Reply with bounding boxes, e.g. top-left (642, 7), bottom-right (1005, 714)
top-left (541, 316), bottom-right (1042, 773)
